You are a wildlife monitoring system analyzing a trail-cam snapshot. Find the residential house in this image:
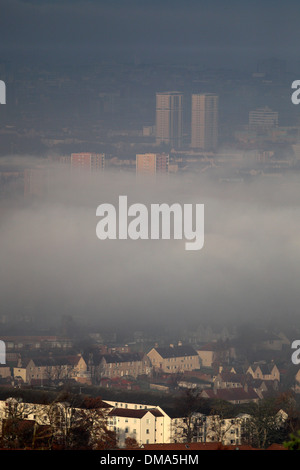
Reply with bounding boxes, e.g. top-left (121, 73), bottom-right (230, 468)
top-left (2, 336), bottom-right (73, 351)
top-left (213, 370), bottom-right (245, 389)
top-left (197, 413), bottom-right (251, 446)
top-left (99, 352), bottom-right (151, 379)
top-left (250, 379), bottom-right (279, 399)
top-left (0, 365), bottom-right (12, 381)
top-left (13, 354), bottom-right (88, 385)
top-left (107, 407), bottom-right (165, 446)
top-left (196, 343), bottom-right (217, 368)
top-left (246, 362), bottom-right (280, 382)
top-left (147, 344), bottom-right (200, 373)
top-left (104, 400), bottom-right (173, 445)
top-left (200, 386), bottom-right (260, 405)
top-left (253, 332), bottom-right (290, 352)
